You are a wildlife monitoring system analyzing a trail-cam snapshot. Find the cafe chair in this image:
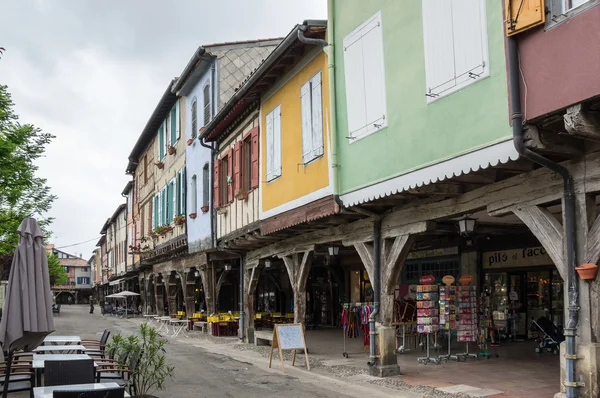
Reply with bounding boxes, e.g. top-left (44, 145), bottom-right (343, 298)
top-left (52, 387), bottom-right (125, 398)
top-left (81, 330), bottom-right (111, 355)
top-left (0, 358), bottom-right (35, 398)
top-left (95, 350), bottom-right (141, 396)
top-left (44, 359), bottom-right (95, 386)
